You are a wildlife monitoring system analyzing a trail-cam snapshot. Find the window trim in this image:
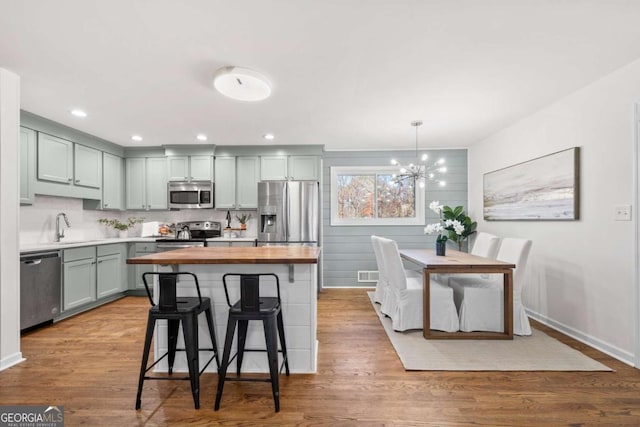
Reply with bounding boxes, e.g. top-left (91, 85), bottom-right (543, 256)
top-left (330, 166), bottom-right (425, 226)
